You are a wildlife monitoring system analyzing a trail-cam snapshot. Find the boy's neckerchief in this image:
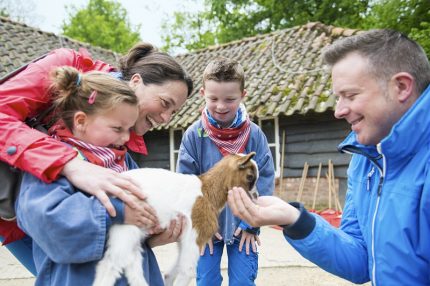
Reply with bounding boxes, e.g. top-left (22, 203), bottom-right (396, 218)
top-left (201, 104), bottom-right (251, 156)
top-left (49, 121), bottom-right (128, 173)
